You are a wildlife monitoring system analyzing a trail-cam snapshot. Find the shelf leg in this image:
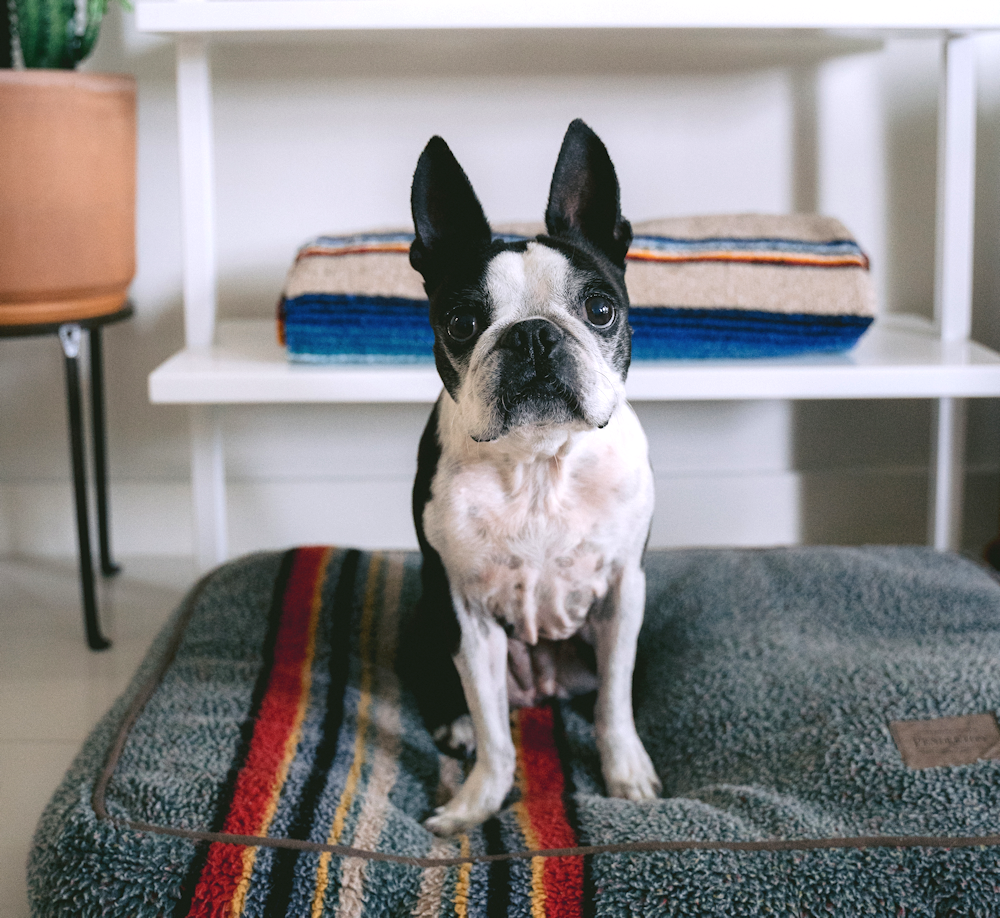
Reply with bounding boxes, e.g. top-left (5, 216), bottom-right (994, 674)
top-left (927, 33), bottom-right (978, 552)
top-left (928, 396), bottom-right (967, 553)
top-left (176, 34), bottom-right (217, 351)
top-left (190, 404), bottom-right (228, 571)
top-left (934, 33), bottom-right (977, 345)
top-left (177, 35), bottom-right (224, 571)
